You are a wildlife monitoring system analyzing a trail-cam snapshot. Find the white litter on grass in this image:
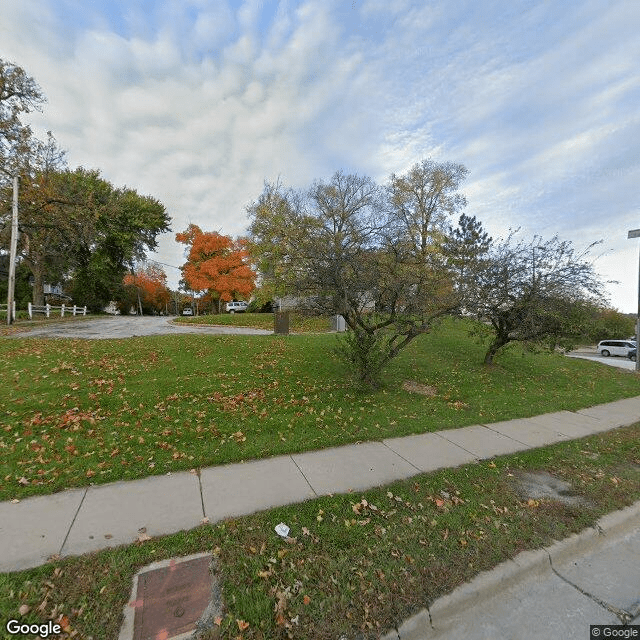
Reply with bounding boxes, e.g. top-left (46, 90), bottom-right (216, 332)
top-left (275, 523), bottom-right (290, 538)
